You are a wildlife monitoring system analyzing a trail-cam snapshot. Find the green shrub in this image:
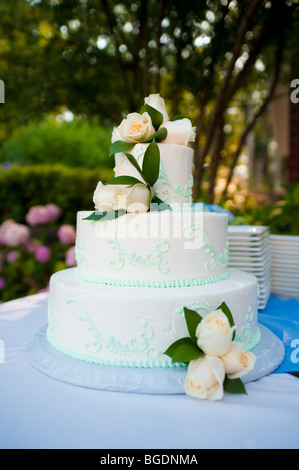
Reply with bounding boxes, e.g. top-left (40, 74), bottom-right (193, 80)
top-left (0, 116), bottom-right (114, 170)
top-left (0, 164), bottom-right (113, 225)
top-left (229, 184), bottom-right (299, 235)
